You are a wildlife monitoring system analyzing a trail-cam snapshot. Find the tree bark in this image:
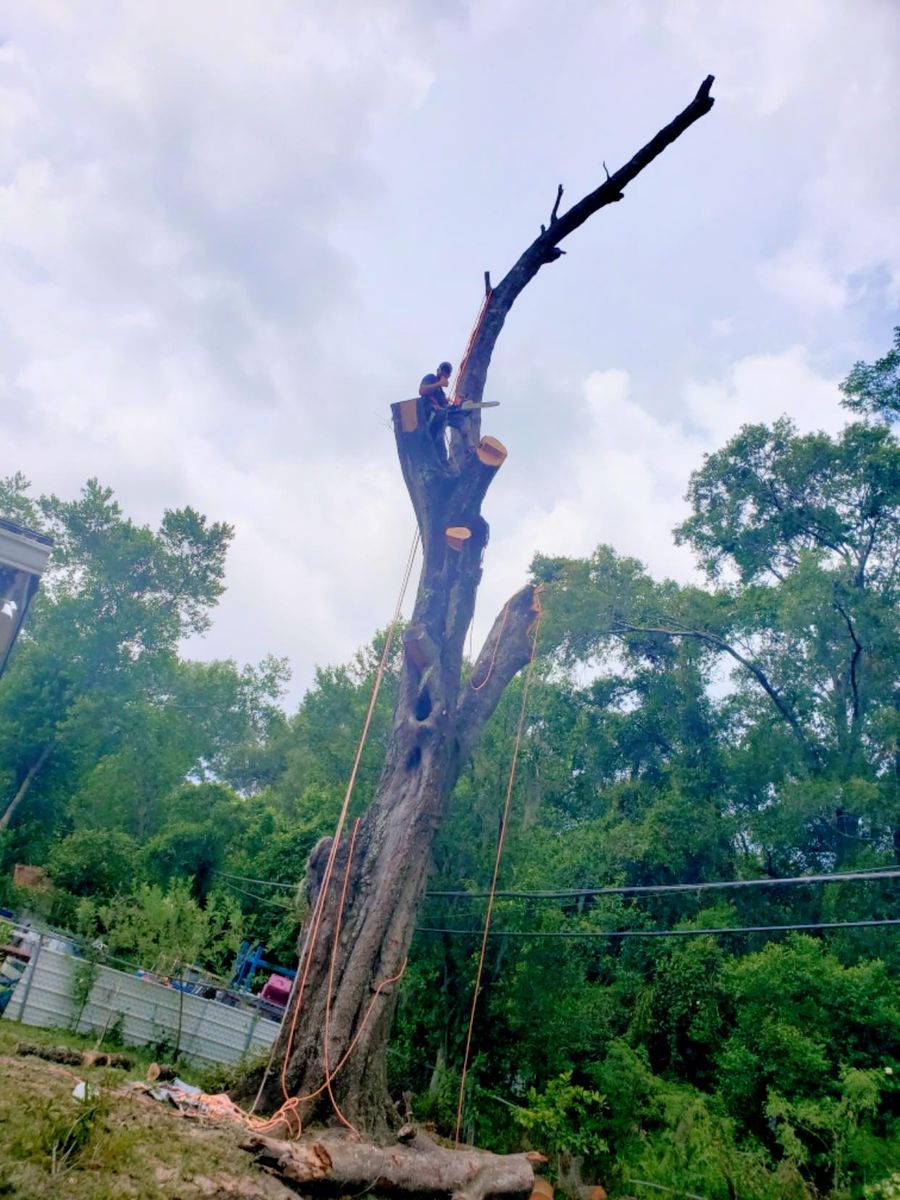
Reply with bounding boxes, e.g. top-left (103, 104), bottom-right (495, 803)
top-left (244, 411), bottom-right (542, 1129)
top-left (242, 1127), bottom-right (540, 1200)
top-left (242, 75), bottom-right (716, 1137)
